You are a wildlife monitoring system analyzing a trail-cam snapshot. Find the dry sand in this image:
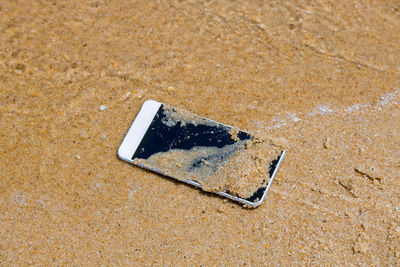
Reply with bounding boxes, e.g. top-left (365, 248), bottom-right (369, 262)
top-left (1, 0), bottom-right (399, 265)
